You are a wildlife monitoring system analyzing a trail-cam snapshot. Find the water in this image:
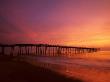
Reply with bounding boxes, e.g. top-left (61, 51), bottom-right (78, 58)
top-left (22, 51), bottom-right (110, 82)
